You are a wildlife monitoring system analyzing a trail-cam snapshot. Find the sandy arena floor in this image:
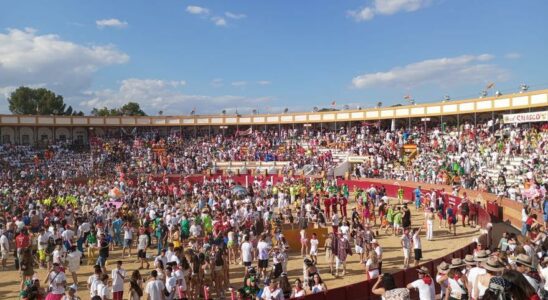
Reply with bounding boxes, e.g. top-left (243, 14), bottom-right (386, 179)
top-left (0, 202), bottom-right (480, 299)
